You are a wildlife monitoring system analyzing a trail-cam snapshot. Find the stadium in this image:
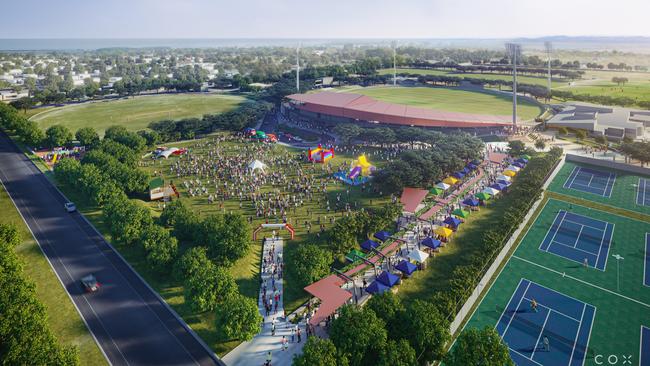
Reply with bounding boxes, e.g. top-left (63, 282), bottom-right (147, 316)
top-left (284, 89), bottom-right (523, 131)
